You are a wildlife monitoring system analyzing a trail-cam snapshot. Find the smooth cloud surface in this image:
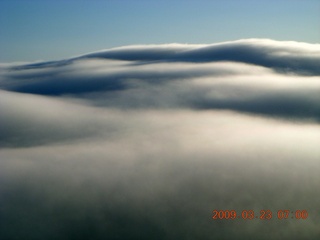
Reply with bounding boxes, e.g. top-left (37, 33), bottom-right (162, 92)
top-left (1, 39), bottom-right (320, 239)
